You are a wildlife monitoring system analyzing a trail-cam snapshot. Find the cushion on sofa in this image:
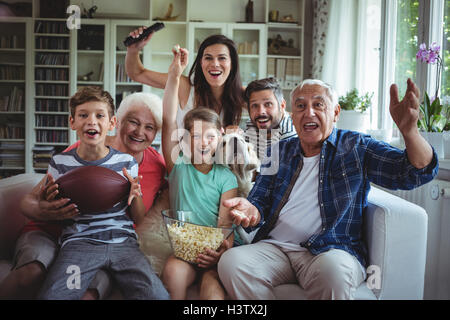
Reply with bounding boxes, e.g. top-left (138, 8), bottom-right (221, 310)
top-left (136, 187), bottom-right (172, 276)
top-left (0, 174), bottom-right (45, 260)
